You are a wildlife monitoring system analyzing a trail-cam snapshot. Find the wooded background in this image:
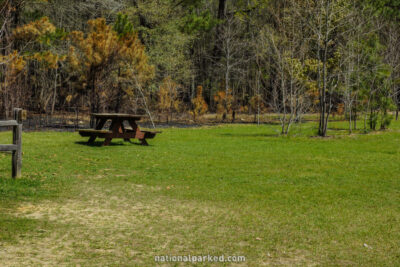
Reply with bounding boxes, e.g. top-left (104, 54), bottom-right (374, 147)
top-left (1, 0), bottom-right (399, 135)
